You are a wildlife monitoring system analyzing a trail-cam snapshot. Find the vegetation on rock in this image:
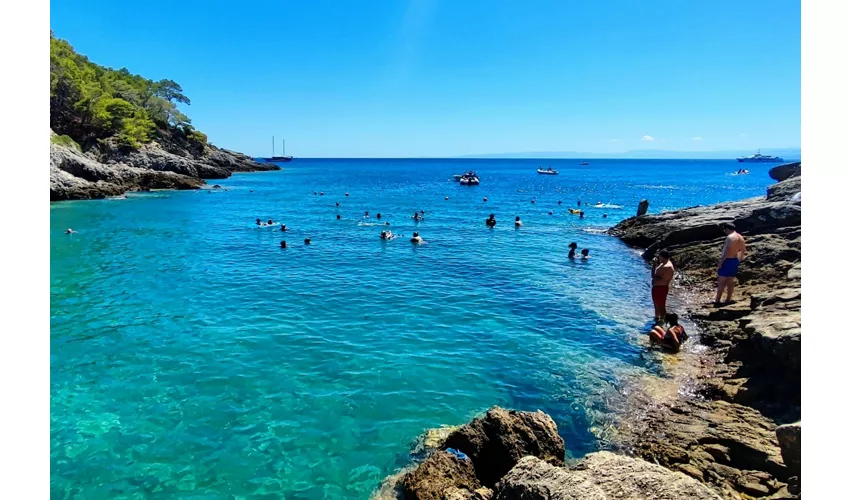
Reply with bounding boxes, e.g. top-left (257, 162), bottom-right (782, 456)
top-left (50, 31), bottom-right (206, 150)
